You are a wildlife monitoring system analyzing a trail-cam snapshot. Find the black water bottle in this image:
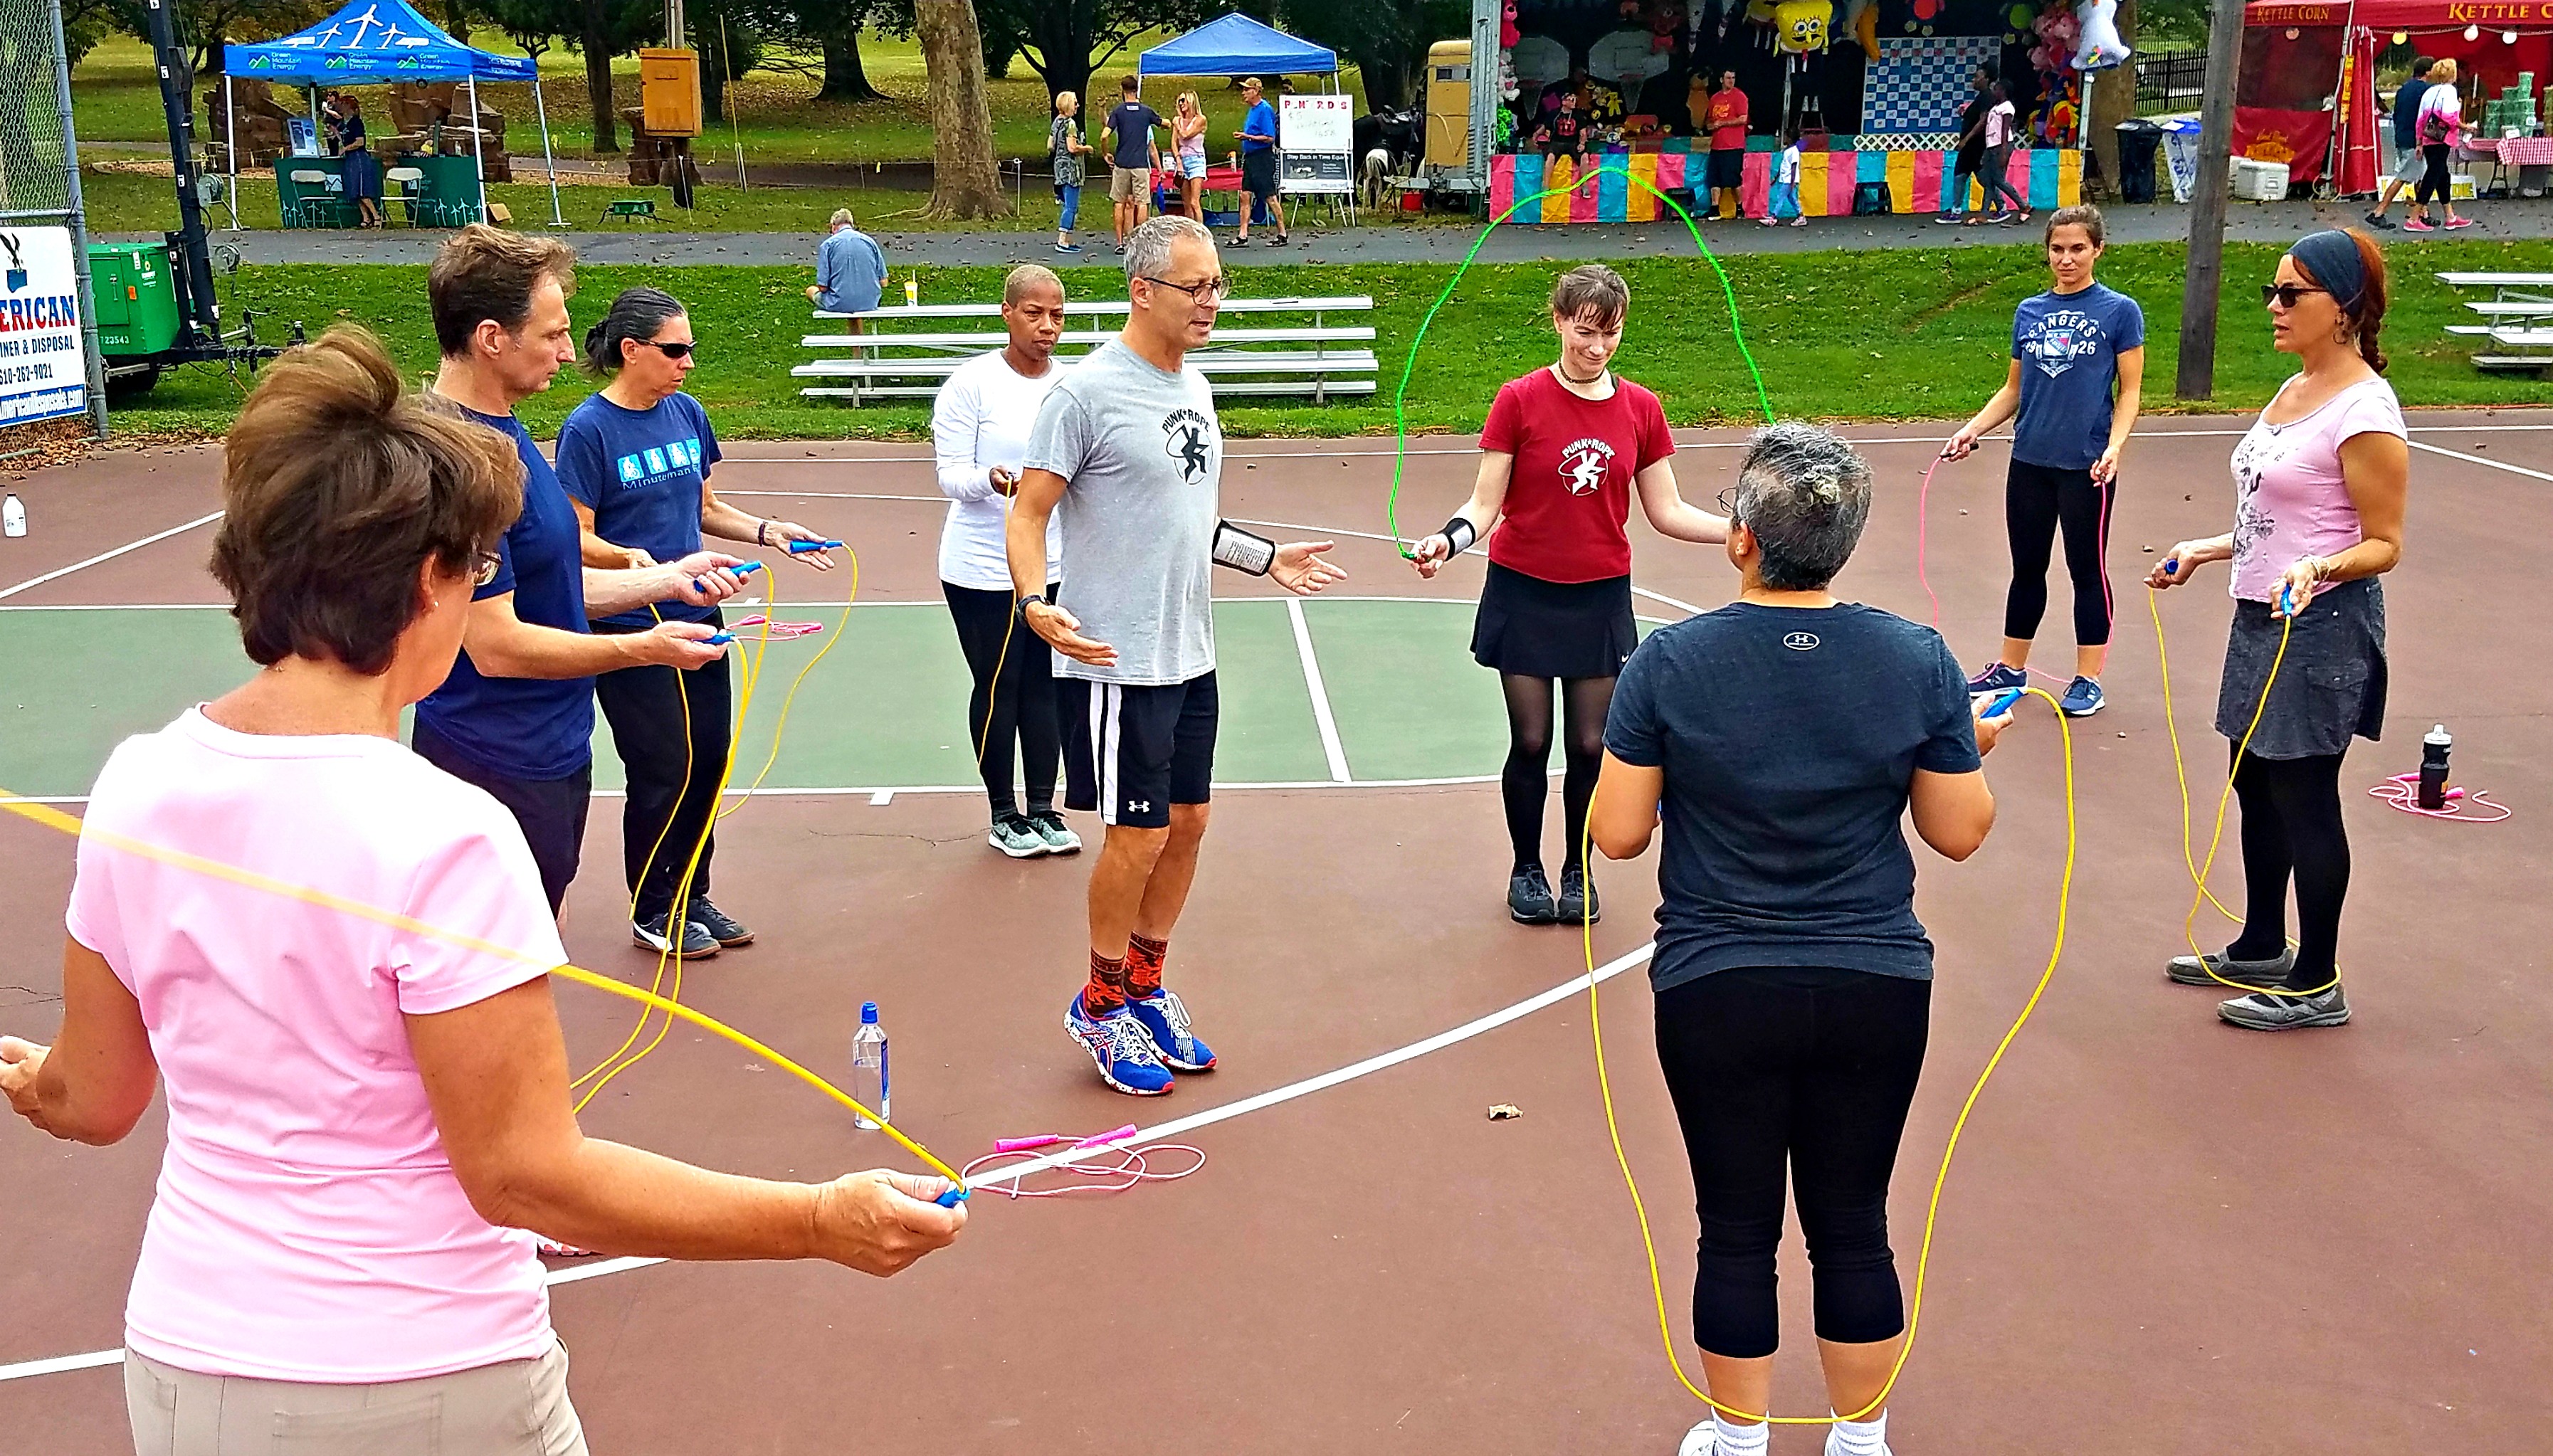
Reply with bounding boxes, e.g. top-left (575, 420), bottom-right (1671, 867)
top-left (2418, 724), bottom-right (2452, 811)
